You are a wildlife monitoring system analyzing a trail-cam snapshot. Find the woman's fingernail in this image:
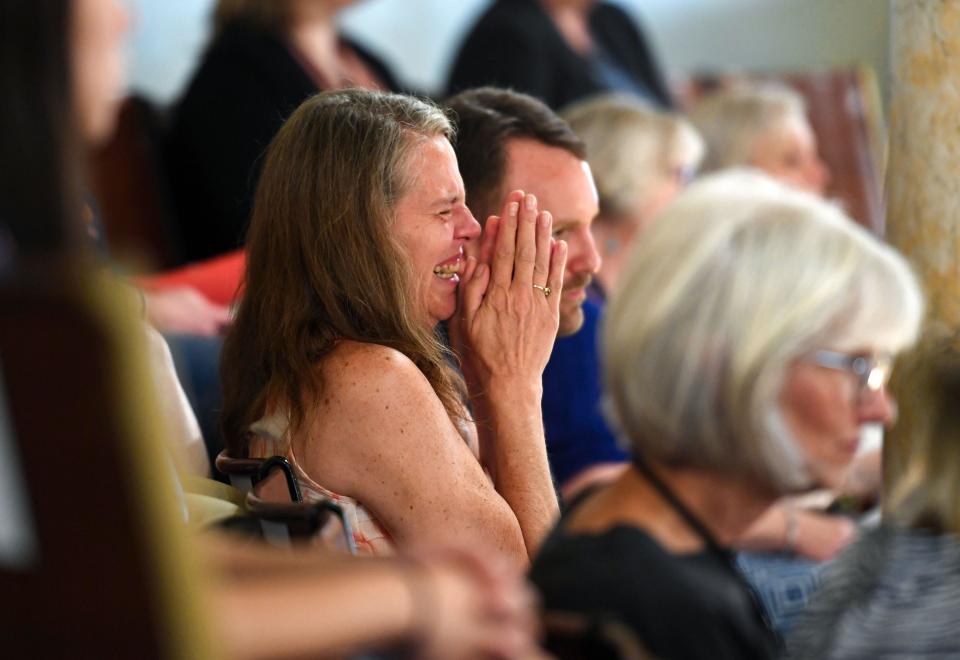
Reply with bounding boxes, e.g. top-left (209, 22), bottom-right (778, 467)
top-left (474, 263), bottom-right (485, 279)
top-left (539, 211), bottom-right (551, 227)
top-left (508, 202), bottom-right (519, 216)
top-left (526, 194), bottom-right (537, 209)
